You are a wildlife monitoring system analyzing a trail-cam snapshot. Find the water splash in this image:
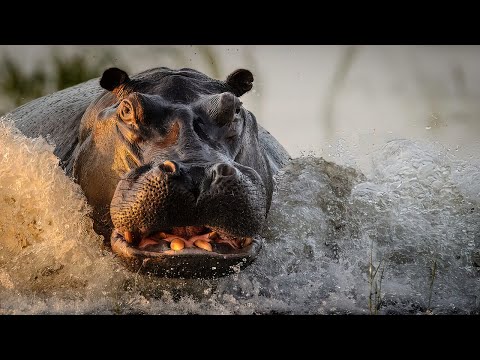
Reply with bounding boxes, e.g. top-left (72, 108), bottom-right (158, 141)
top-left (0, 119), bottom-right (479, 314)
